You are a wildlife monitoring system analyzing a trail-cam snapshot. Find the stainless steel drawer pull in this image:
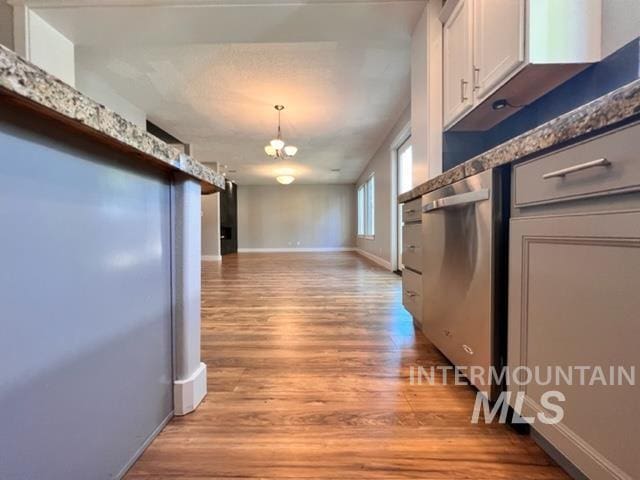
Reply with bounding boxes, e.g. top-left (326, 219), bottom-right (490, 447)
top-left (462, 344), bottom-right (474, 355)
top-left (405, 208), bottom-right (416, 214)
top-left (423, 189), bottom-right (490, 213)
top-left (405, 244), bottom-right (416, 250)
top-left (542, 158), bottom-right (611, 180)
top-left (405, 290), bottom-right (417, 297)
